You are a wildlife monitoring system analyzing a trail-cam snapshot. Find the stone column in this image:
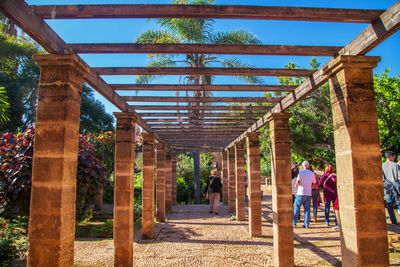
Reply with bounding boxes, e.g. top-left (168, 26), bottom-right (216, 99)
top-left (113, 113), bottom-right (136, 267)
top-left (222, 151), bottom-right (229, 205)
top-left (323, 55), bottom-right (388, 267)
top-left (156, 143), bottom-right (166, 222)
top-left (141, 133), bottom-right (156, 239)
top-left (165, 148), bottom-right (173, 212)
top-left (235, 140), bottom-right (246, 221)
top-left (28, 54), bottom-right (89, 267)
top-left (172, 153), bottom-right (177, 205)
top-left (228, 148), bottom-right (236, 213)
top-left (267, 112), bottom-right (294, 267)
top-left (246, 133), bottom-right (262, 237)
